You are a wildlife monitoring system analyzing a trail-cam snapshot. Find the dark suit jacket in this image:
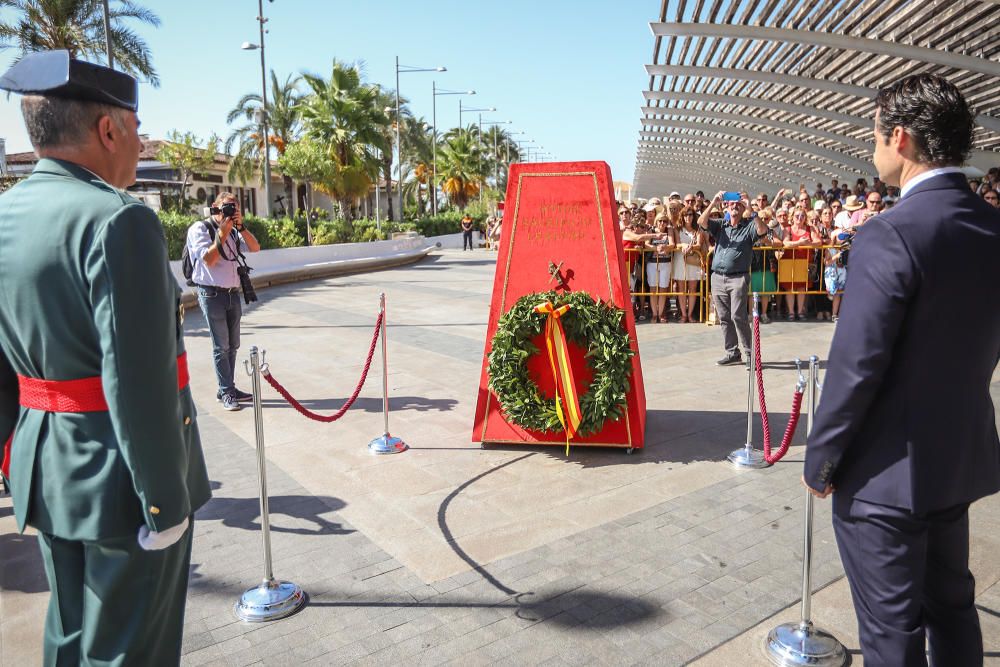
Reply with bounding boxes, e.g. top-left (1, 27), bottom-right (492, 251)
top-left (804, 171), bottom-right (1000, 514)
